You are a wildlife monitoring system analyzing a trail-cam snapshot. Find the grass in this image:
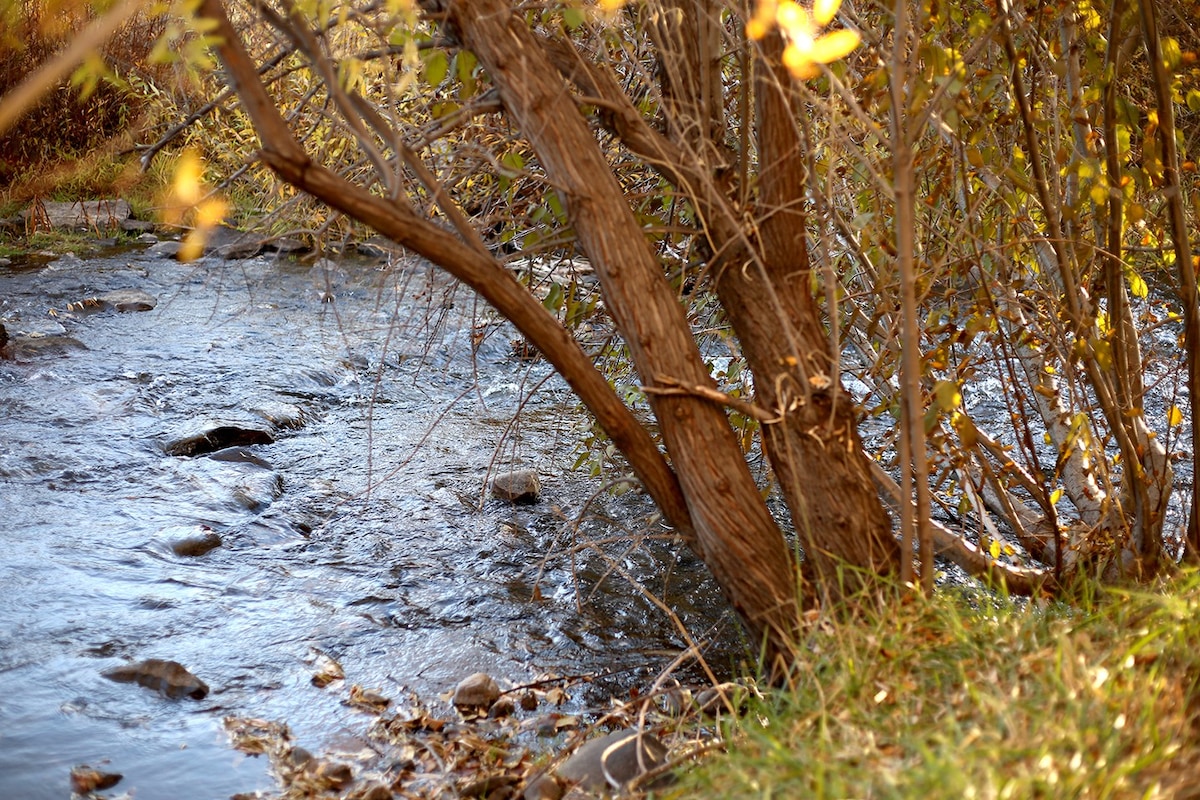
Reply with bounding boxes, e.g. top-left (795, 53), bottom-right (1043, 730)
top-left (670, 575), bottom-right (1200, 800)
